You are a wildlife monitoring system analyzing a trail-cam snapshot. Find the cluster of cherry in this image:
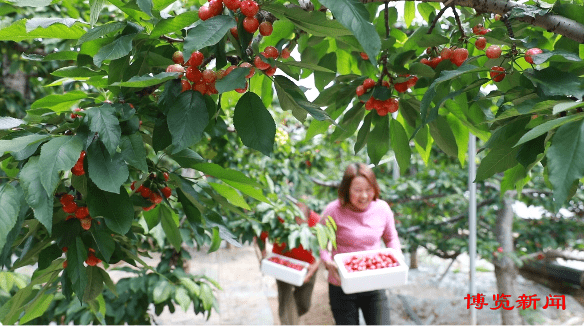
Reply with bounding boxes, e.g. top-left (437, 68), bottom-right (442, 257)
top-left (356, 75), bottom-right (417, 116)
top-left (268, 256), bottom-right (306, 271)
top-left (71, 150), bottom-right (86, 176)
top-left (343, 252), bottom-right (400, 273)
top-left (131, 172), bottom-right (172, 211)
top-left (60, 193), bottom-right (94, 230)
top-left (62, 247), bottom-right (102, 269)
